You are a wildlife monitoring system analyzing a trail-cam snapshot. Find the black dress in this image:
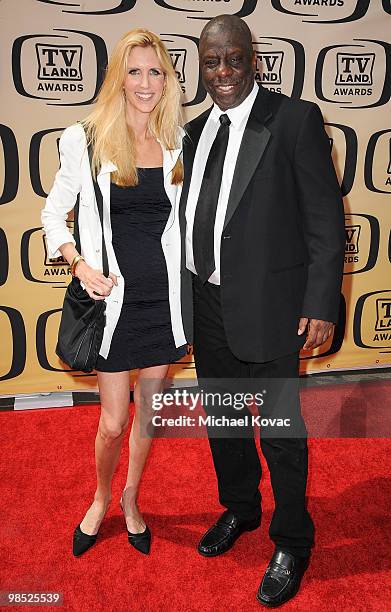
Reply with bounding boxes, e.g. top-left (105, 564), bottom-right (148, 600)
top-left (95, 167), bottom-right (186, 372)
